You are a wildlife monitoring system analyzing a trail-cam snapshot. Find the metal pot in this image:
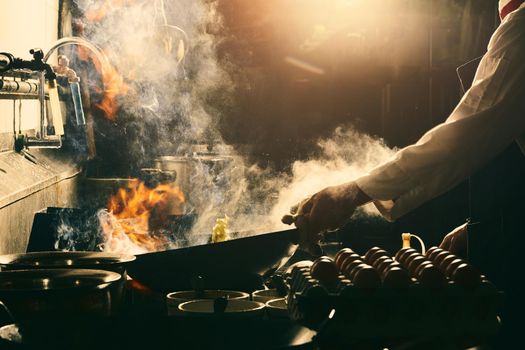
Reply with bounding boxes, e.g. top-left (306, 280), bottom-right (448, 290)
top-left (154, 156), bottom-right (191, 191)
top-left (0, 251), bottom-right (135, 315)
top-left (0, 269), bottom-right (122, 320)
top-left (0, 251), bottom-right (135, 276)
top-left (153, 154), bottom-right (236, 211)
